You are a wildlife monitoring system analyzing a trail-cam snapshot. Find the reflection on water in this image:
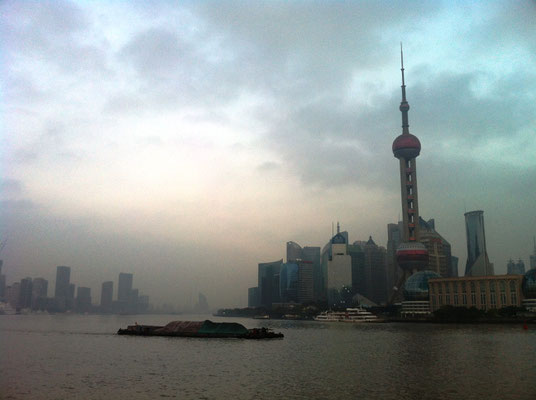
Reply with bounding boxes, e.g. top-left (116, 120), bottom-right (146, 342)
top-left (1, 315), bottom-right (535, 399)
